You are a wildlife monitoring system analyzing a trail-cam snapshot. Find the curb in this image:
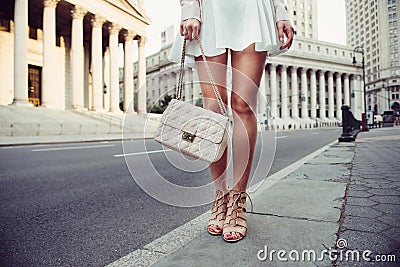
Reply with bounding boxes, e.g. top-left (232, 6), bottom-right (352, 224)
top-left (105, 140), bottom-right (339, 267)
